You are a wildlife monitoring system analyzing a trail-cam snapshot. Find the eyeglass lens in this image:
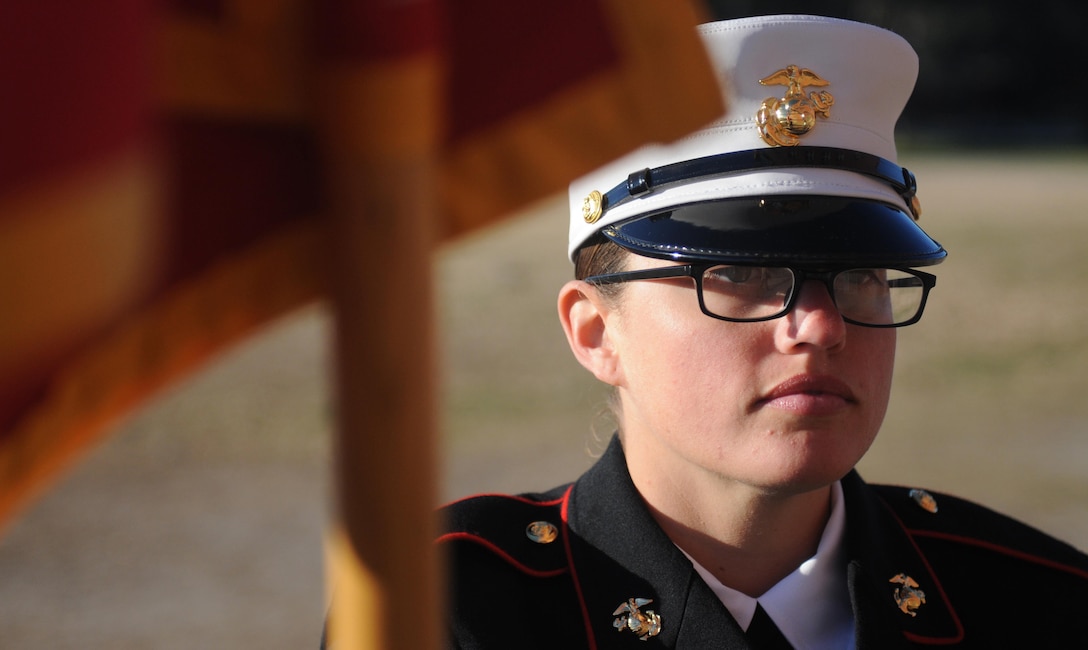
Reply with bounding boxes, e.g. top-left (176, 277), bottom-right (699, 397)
top-left (698, 266), bottom-right (925, 326)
